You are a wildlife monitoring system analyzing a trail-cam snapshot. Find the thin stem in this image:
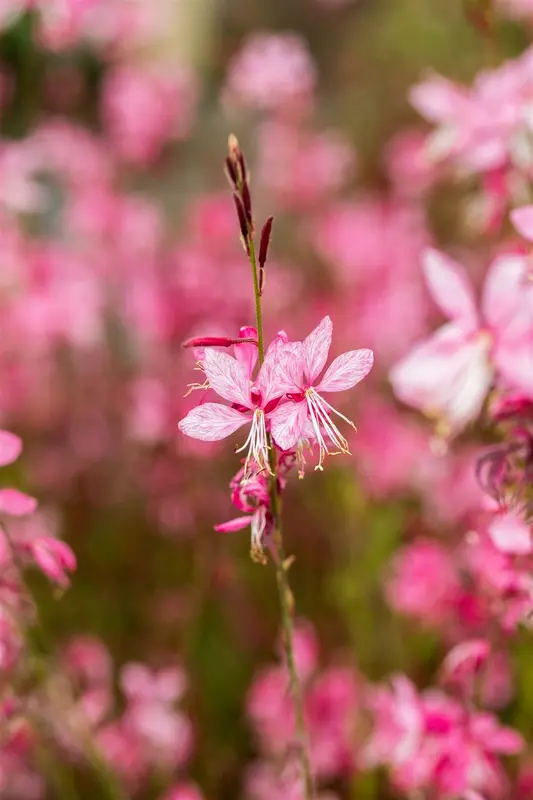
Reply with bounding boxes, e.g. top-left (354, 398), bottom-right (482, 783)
top-left (246, 228), bottom-right (314, 798)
